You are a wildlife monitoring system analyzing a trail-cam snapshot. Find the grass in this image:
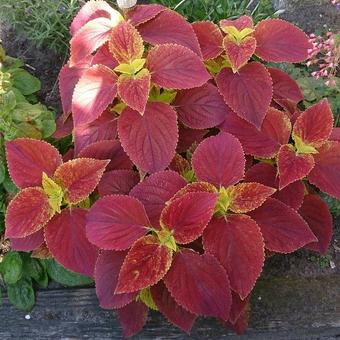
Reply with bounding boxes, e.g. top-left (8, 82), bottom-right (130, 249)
top-left (0, 0), bottom-right (81, 55)
top-left (150, 0), bottom-right (275, 23)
